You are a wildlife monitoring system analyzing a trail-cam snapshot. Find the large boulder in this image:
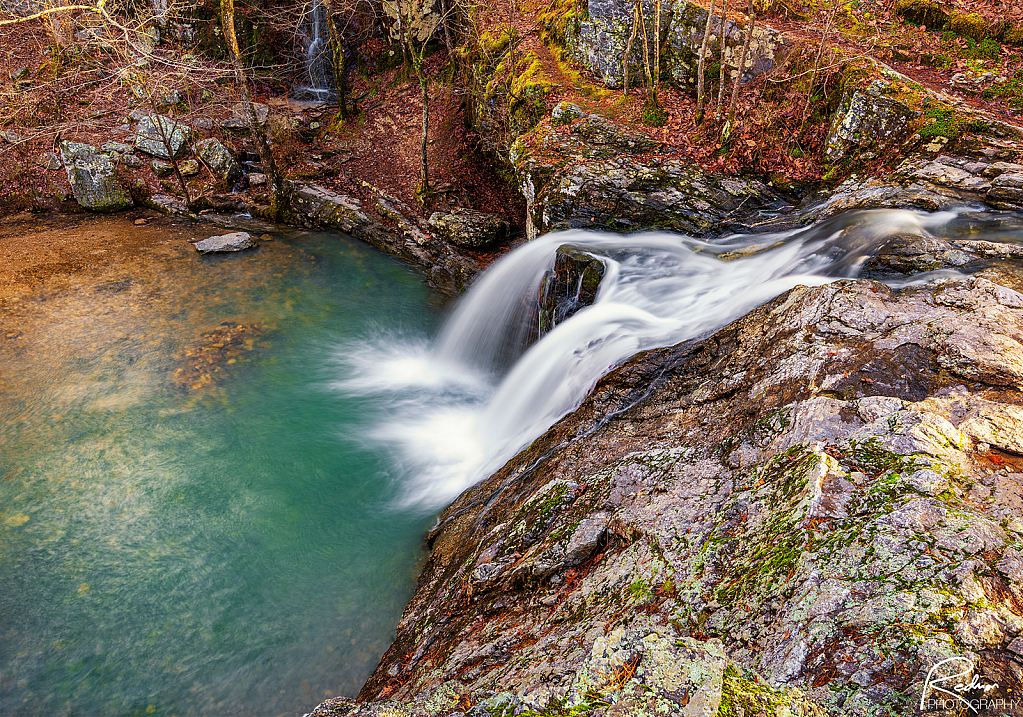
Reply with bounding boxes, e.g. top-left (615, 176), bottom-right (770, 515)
top-left (427, 209), bottom-right (509, 249)
top-left (58, 140), bottom-right (133, 212)
top-left (194, 137), bottom-right (242, 185)
top-left (824, 81), bottom-right (920, 163)
top-left (134, 114), bottom-right (193, 160)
